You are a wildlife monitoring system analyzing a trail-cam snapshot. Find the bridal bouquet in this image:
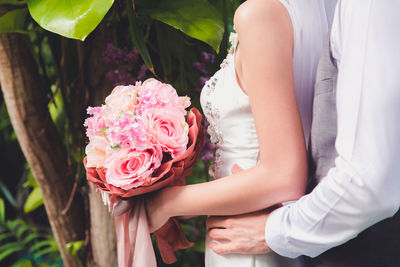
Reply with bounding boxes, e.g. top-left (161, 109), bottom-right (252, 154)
top-left (83, 78), bottom-right (204, 267)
